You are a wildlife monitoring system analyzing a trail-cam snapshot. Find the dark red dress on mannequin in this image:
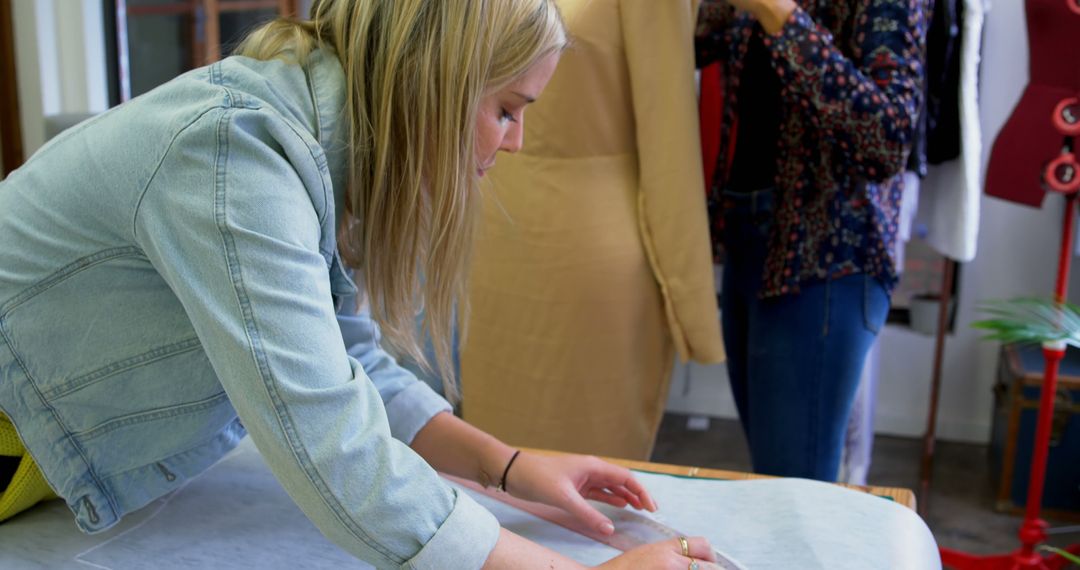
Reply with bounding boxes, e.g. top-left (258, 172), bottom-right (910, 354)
top-left (985, 0), bottom-right (1080, 206)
